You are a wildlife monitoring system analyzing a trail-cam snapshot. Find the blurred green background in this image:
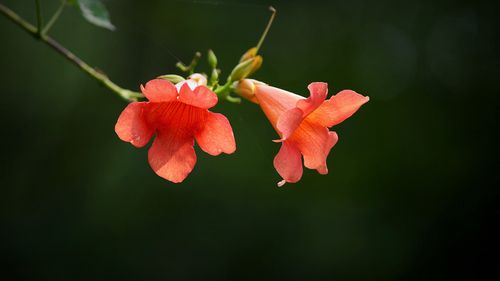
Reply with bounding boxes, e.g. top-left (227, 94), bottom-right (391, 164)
top-left (1, 0), bottom-right (498, 280)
